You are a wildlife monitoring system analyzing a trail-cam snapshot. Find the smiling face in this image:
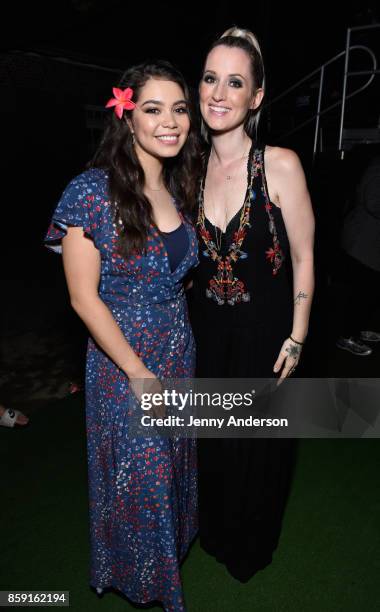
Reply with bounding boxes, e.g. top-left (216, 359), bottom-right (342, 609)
top-left (199, 45), bottom-right (263, 134)
top-left (128, 78), bottom-right (190, 161)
